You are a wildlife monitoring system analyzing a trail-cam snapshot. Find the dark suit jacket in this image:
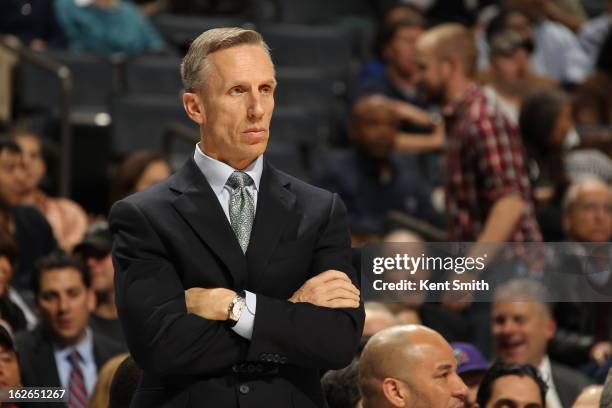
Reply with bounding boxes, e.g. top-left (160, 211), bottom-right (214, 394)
top-left (16, 327), bottom-right (125, 408)
top-left (551, 362), bottom-right (592, 407)
top-left (109, 158), bottom-right (365, 408)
